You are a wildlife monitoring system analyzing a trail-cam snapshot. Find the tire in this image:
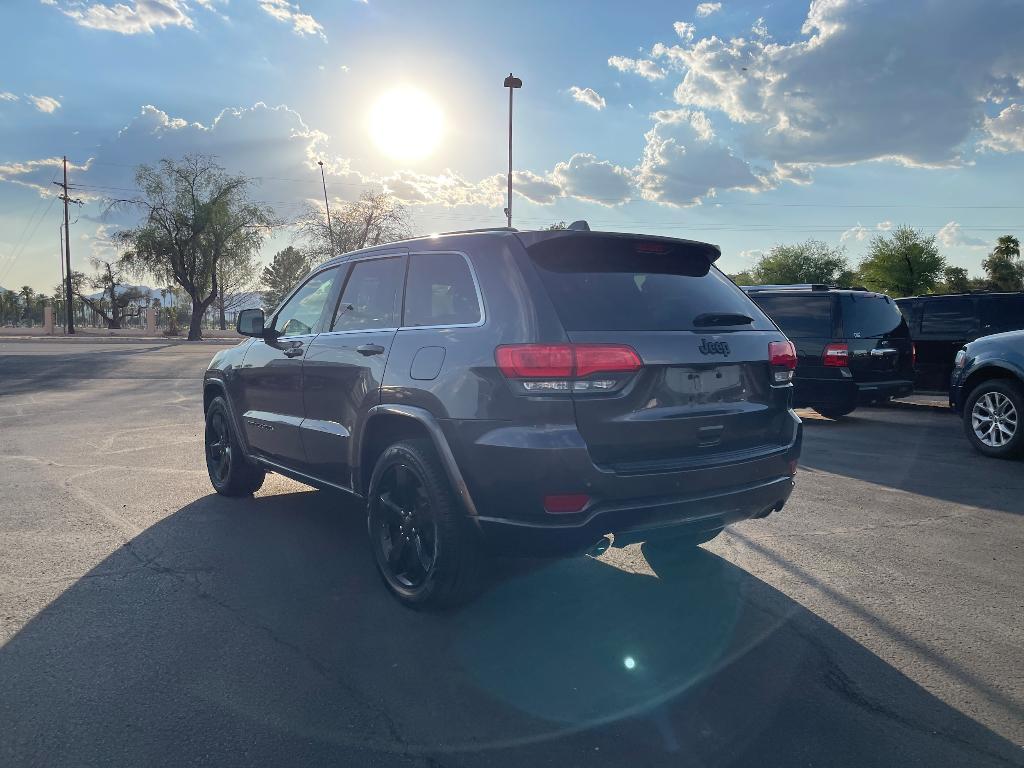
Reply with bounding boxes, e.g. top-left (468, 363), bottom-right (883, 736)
top-left (366, 439), bottom-right (482, 609)
top-left (204, 397), bottom-right (266, 496)
top-left (813, 404), bottom-right (856, 419)
top-left (640, 528), bottom-right (722, 579)
top-left (963, 379), bottom-right (1024, 459)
